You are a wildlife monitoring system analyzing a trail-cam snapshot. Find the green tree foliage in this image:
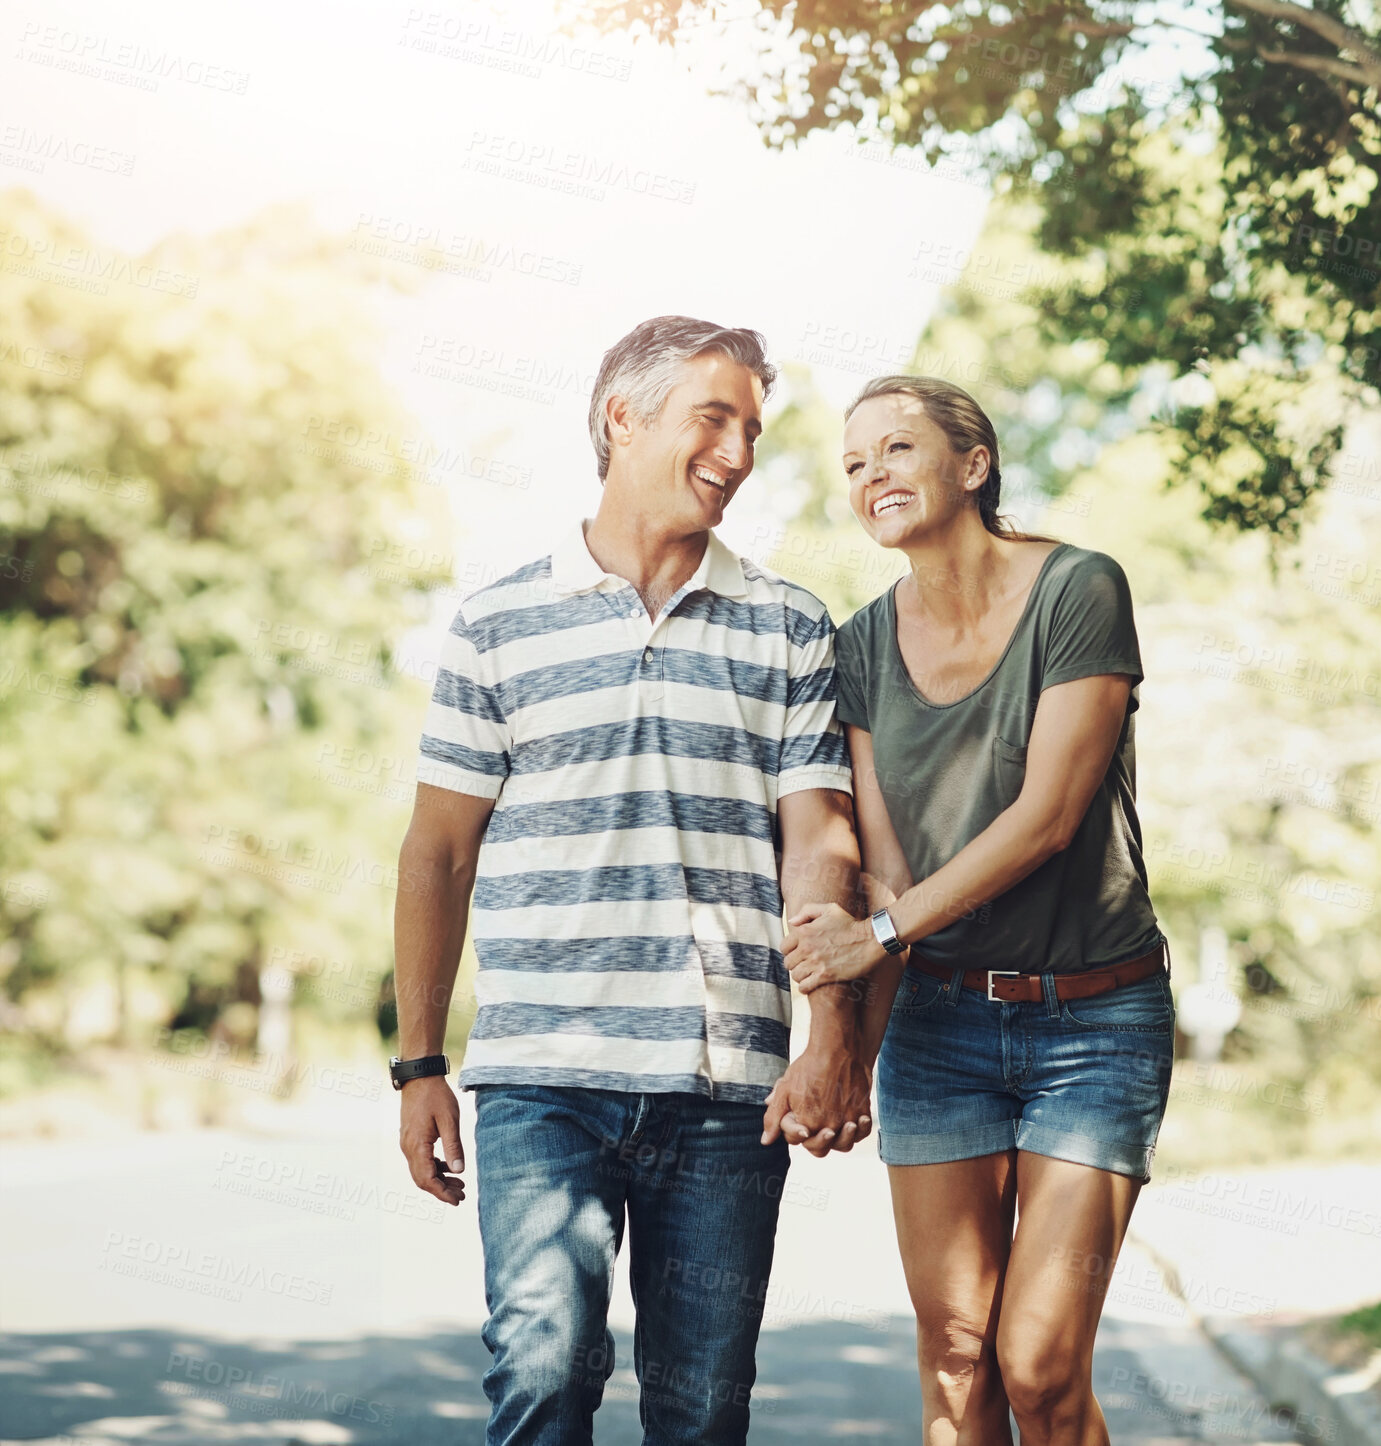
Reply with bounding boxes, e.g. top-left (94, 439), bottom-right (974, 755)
top-left (0, 191), bottom-right (451, 1078)
top-left (760, 192), bottom-right (1381, 1162)
top-left (586, 0), bottom-right (1380, 535)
